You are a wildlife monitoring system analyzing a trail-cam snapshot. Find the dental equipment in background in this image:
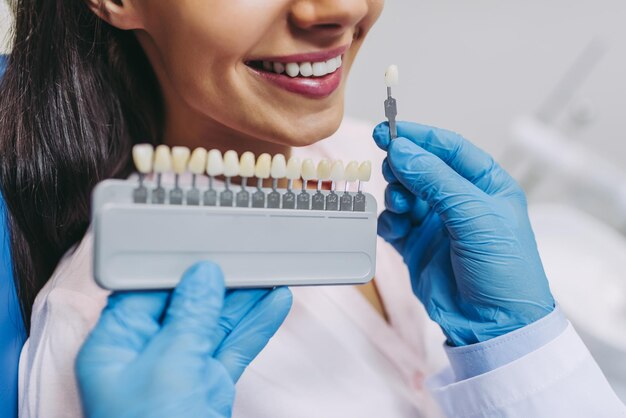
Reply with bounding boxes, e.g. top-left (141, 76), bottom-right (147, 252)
top-left (92, 145), bottom-right (377, 291)
top-left (384, 65), bottom-right (399, 140)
